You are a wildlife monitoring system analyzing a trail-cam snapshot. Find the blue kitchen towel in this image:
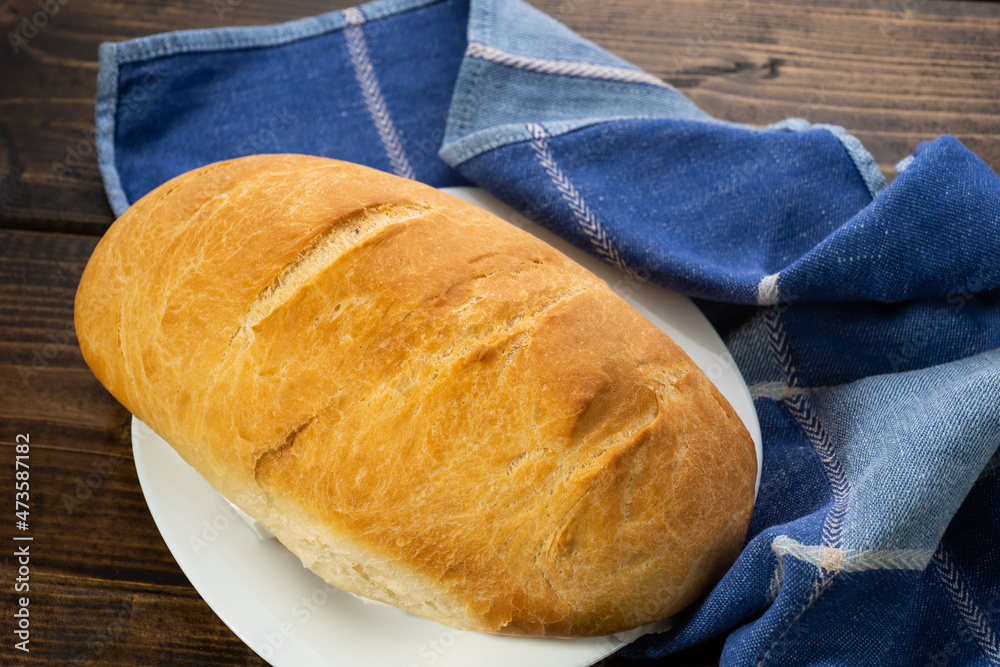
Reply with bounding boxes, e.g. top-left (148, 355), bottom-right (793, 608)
top-left (94, 0), bottom-right (1000, 665)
